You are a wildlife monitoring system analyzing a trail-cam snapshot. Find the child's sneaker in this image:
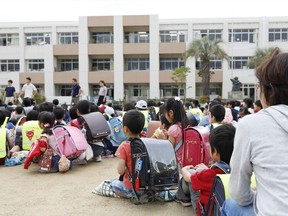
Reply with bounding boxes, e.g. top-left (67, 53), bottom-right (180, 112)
top-left (93, 155), bottom-right (102, 162)
top-left (72, 158), bottom-right (87, 165)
